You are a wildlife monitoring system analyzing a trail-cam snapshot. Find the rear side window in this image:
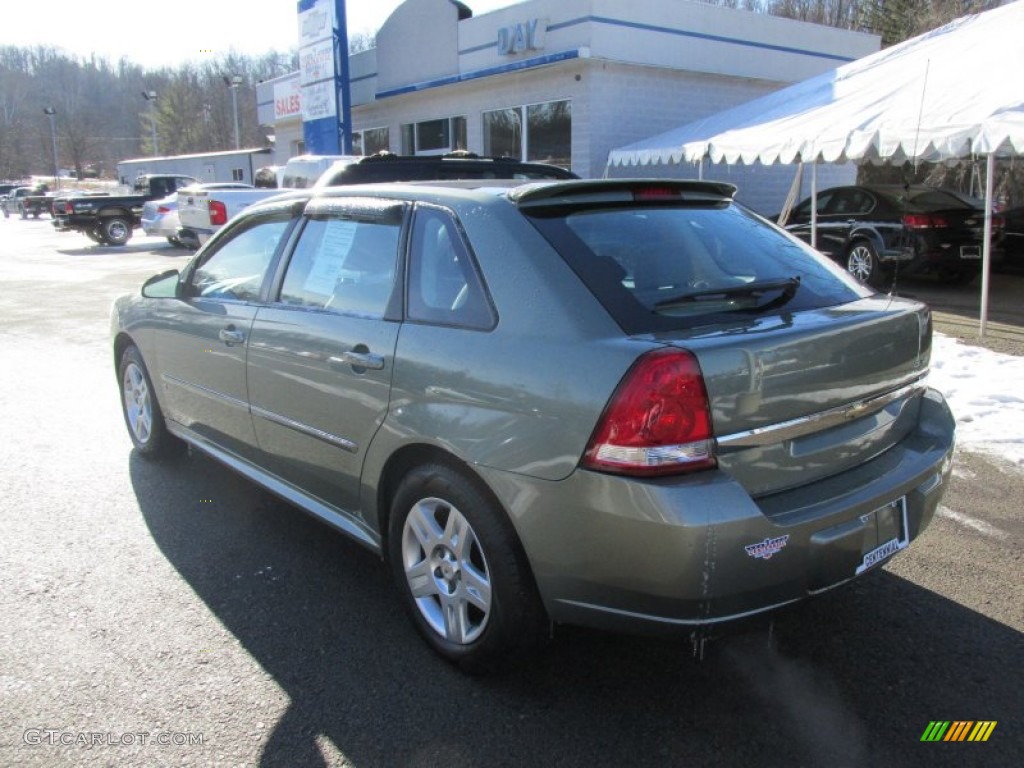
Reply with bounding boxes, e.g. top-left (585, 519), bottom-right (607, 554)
top-left (527, 203), bottom-right (868, 334)
top-left (407, 206), bottom-right (495, 330)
